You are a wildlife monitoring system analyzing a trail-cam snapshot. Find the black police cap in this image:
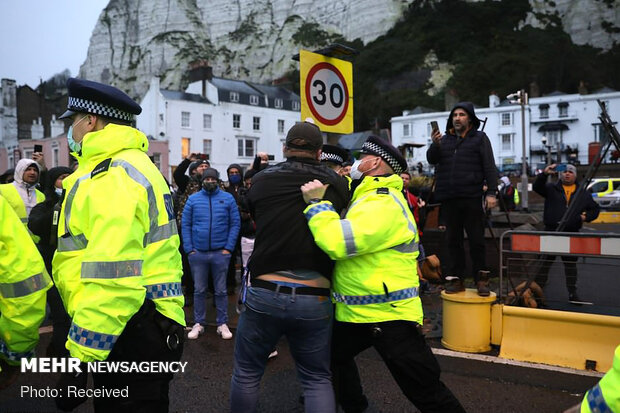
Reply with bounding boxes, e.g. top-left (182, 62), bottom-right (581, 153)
top-left (359, 135), bottom-right (408, 174)
top-left (320, 144), bottom-right (349, 166)
top-left (59, 78), bottom-right (141, 122)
